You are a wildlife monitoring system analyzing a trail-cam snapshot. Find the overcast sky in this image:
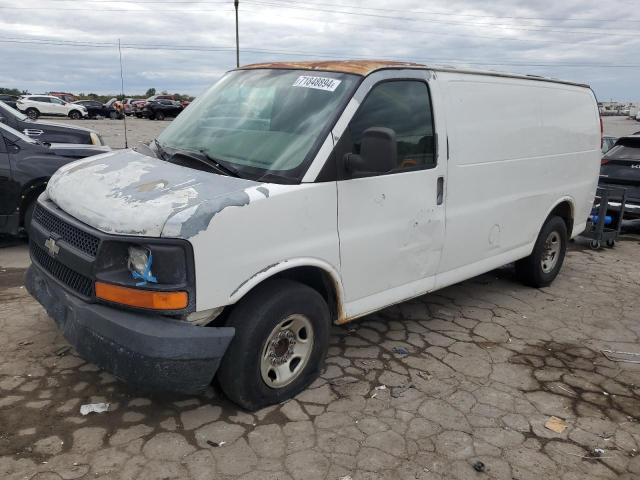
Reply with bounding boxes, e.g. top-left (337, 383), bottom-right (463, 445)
top-left (0, 0), bottom-right (638, 100)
